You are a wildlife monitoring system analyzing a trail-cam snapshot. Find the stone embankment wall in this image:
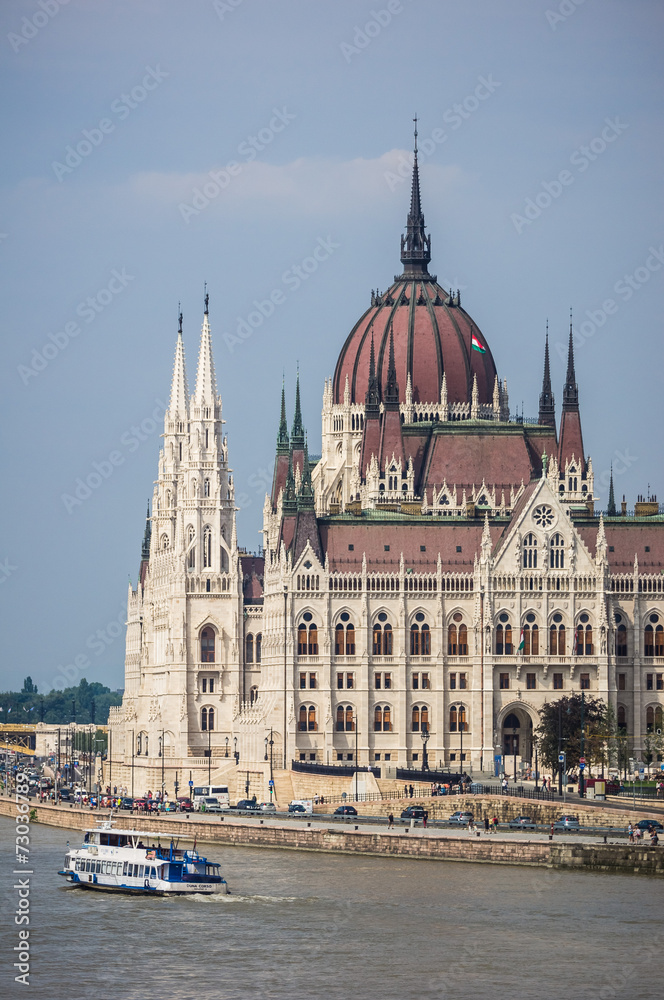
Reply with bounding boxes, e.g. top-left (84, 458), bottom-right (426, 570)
top-left (2, 798), bottom-right (663, 876)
